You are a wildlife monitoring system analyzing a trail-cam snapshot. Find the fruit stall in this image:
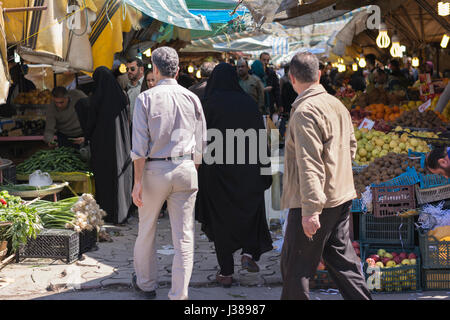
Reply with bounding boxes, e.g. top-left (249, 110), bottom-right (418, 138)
top-left (337, 82), bottom-right (450, 292)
